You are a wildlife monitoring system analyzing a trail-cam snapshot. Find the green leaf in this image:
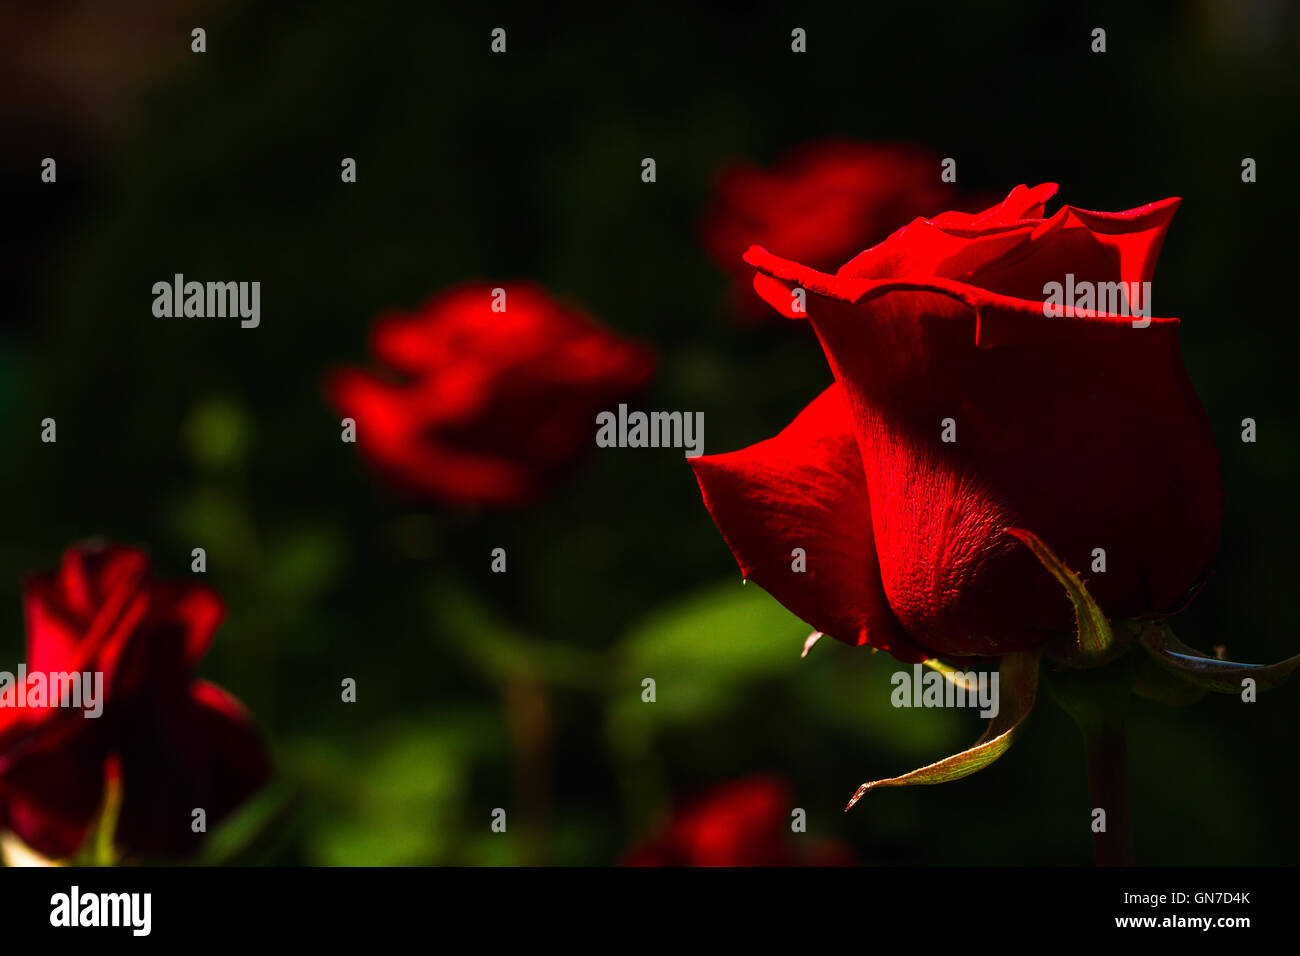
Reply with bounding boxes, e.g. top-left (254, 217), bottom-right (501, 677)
top-left (845, 649), bottom-right (1039, 810)
top-left (1138, 622), bottom-right (1300, 694)
top-left (428, 582), bottom-right (602, 688)
top-left (614, 578), bottom-right (809, 723)
top-left (196, 780), bottom-right (301, 866)
top-left (300, 714), bottom-right (498, 866)
top-left (1007, 528), bottom-right (1116, 665)
top-left (620, 579), bottom-right (807, 681)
